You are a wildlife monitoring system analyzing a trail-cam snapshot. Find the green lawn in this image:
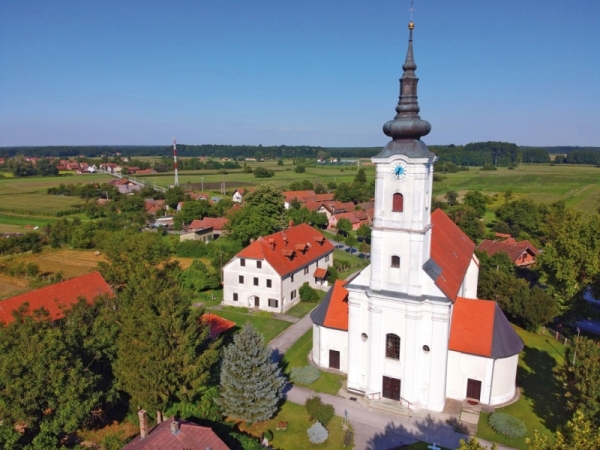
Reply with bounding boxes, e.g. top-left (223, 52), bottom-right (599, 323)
top-left (240, 401), bottom-right (352, 450)
top-left (209, 309), bottom-right (291, 343)
top-left (476, 326), bottom-right (568, 449)
top-left (282, 329), bottom-right (345, 396)
top-left (286, 290), bottom-right (326, 318)
top-left (334, 249), bottom-right (369, 280)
